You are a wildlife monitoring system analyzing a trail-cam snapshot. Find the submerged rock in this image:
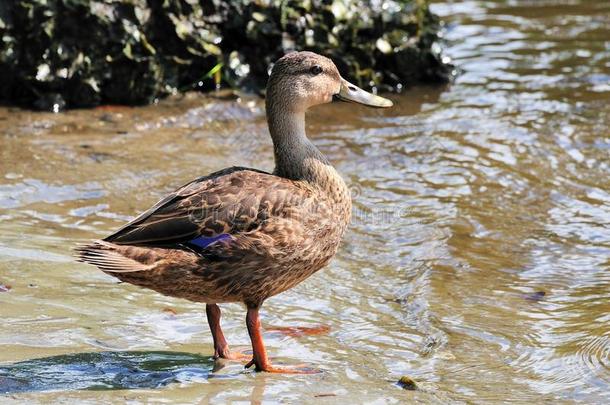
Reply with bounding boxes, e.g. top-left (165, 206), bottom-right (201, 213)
top-left (0, 351), bottom-right (214, 393)
top-left (0, 0), bottom-right (452, 110)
